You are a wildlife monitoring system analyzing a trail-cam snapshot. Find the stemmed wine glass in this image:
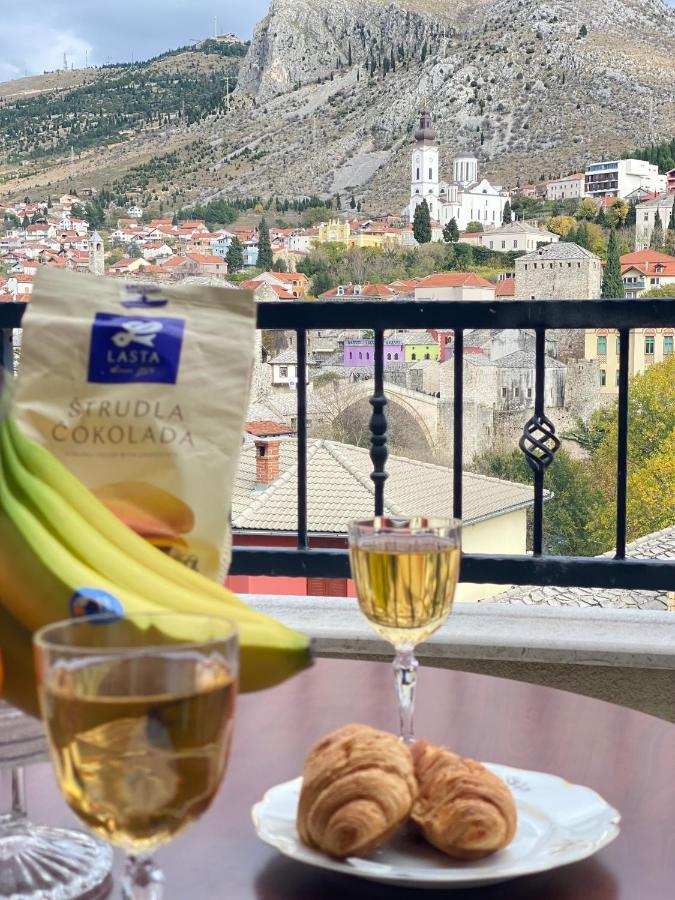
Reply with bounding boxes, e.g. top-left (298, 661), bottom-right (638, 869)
top-left (33, 612), bottom-right (238, 899)
top-left (349, 517), bottom-right (461, 744)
